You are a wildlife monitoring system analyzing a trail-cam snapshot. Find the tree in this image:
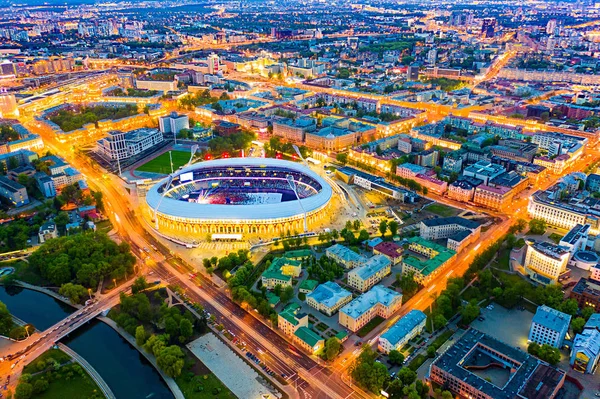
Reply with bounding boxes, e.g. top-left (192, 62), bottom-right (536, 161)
top-left (323, 337), bottom-right (342, 361)
top-left (0, 301), bottom-right (14, 336)
top-left (350, 346), bottom-right (390, 393)
top-left (280, 286), bottom-right (294, 303)
top-left (460, 301), bottom-right (480, 325)
top-left (571, 317), bottom-right (586, 335)
top-left (336, 153), bottom-right (348, 164)
top-left (15, 382), bottom-right (33, 399)
top-left (397, 367), bottom-right (416, 385)
top-left (433, 314), bottom-right (447, 330)
top-left (93, 191), bottom-right (105, 212)
top-left (441, 391), bottom-right (453, 399)
top-left (156, 345), bottom-right (185, 377)
top-left (528, 219), bottom-right (547, 235)
top-left (388, 349), bottom-right (404, 365)
top-left (33, 379), bottom-right (49, 394)
top-left (558, 299), bottom-right (579, 316)
top-left (132, 276), bottom-right (149, 294)
top-left (427, 345), bottom-right (437, 358)
top-left (59, 283), bottom-right (88, 304)
top-left (179, 318), bottom-right (194, 341)
top-left (358, 229), bottom-right (370, 242)
top-left (388, 220), bottom-right (399, 237)
top-left (397, 271), bottom-right (419, 298)
top-left (582, 306), bottom-right (595, 321)
top-left (135, 325), bottom-right (147, 346)
top-left (353, 220), bottom-right (361, 231)
top-left (379, 220), bottom-right (388, 237)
